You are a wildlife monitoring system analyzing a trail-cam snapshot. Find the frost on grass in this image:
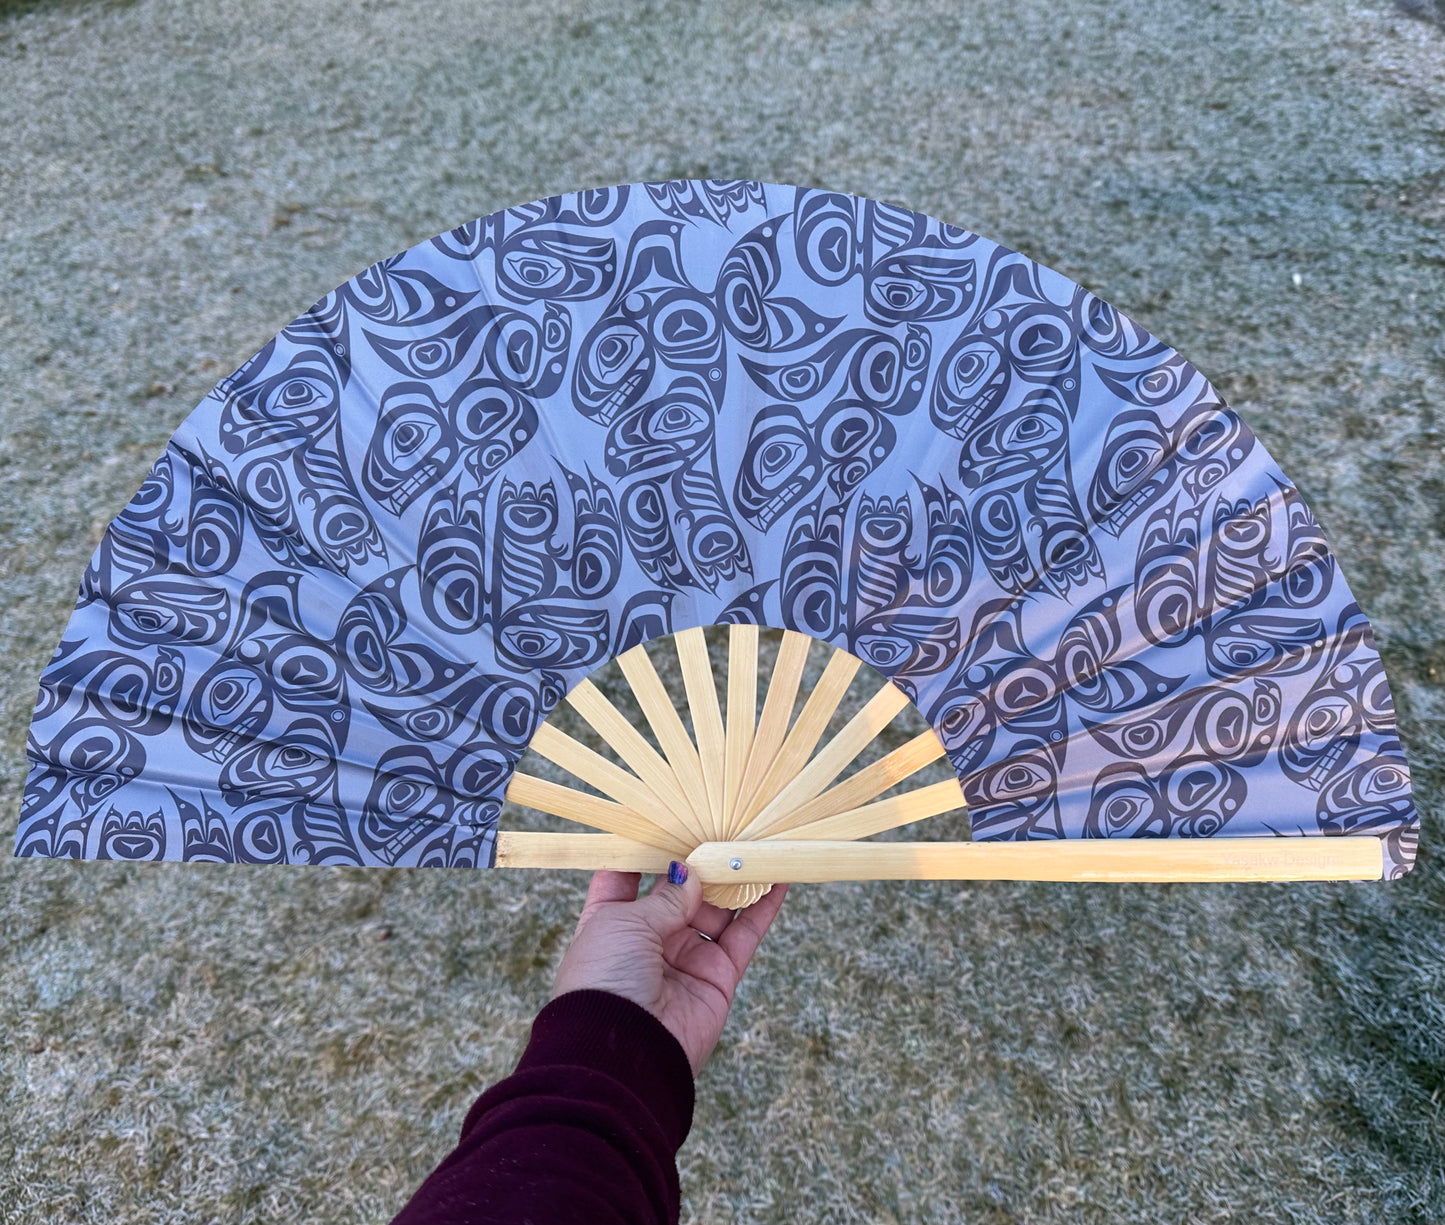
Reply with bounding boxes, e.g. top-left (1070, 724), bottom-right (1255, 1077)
top-left (1, 0), bottom-right (1442, 1222)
